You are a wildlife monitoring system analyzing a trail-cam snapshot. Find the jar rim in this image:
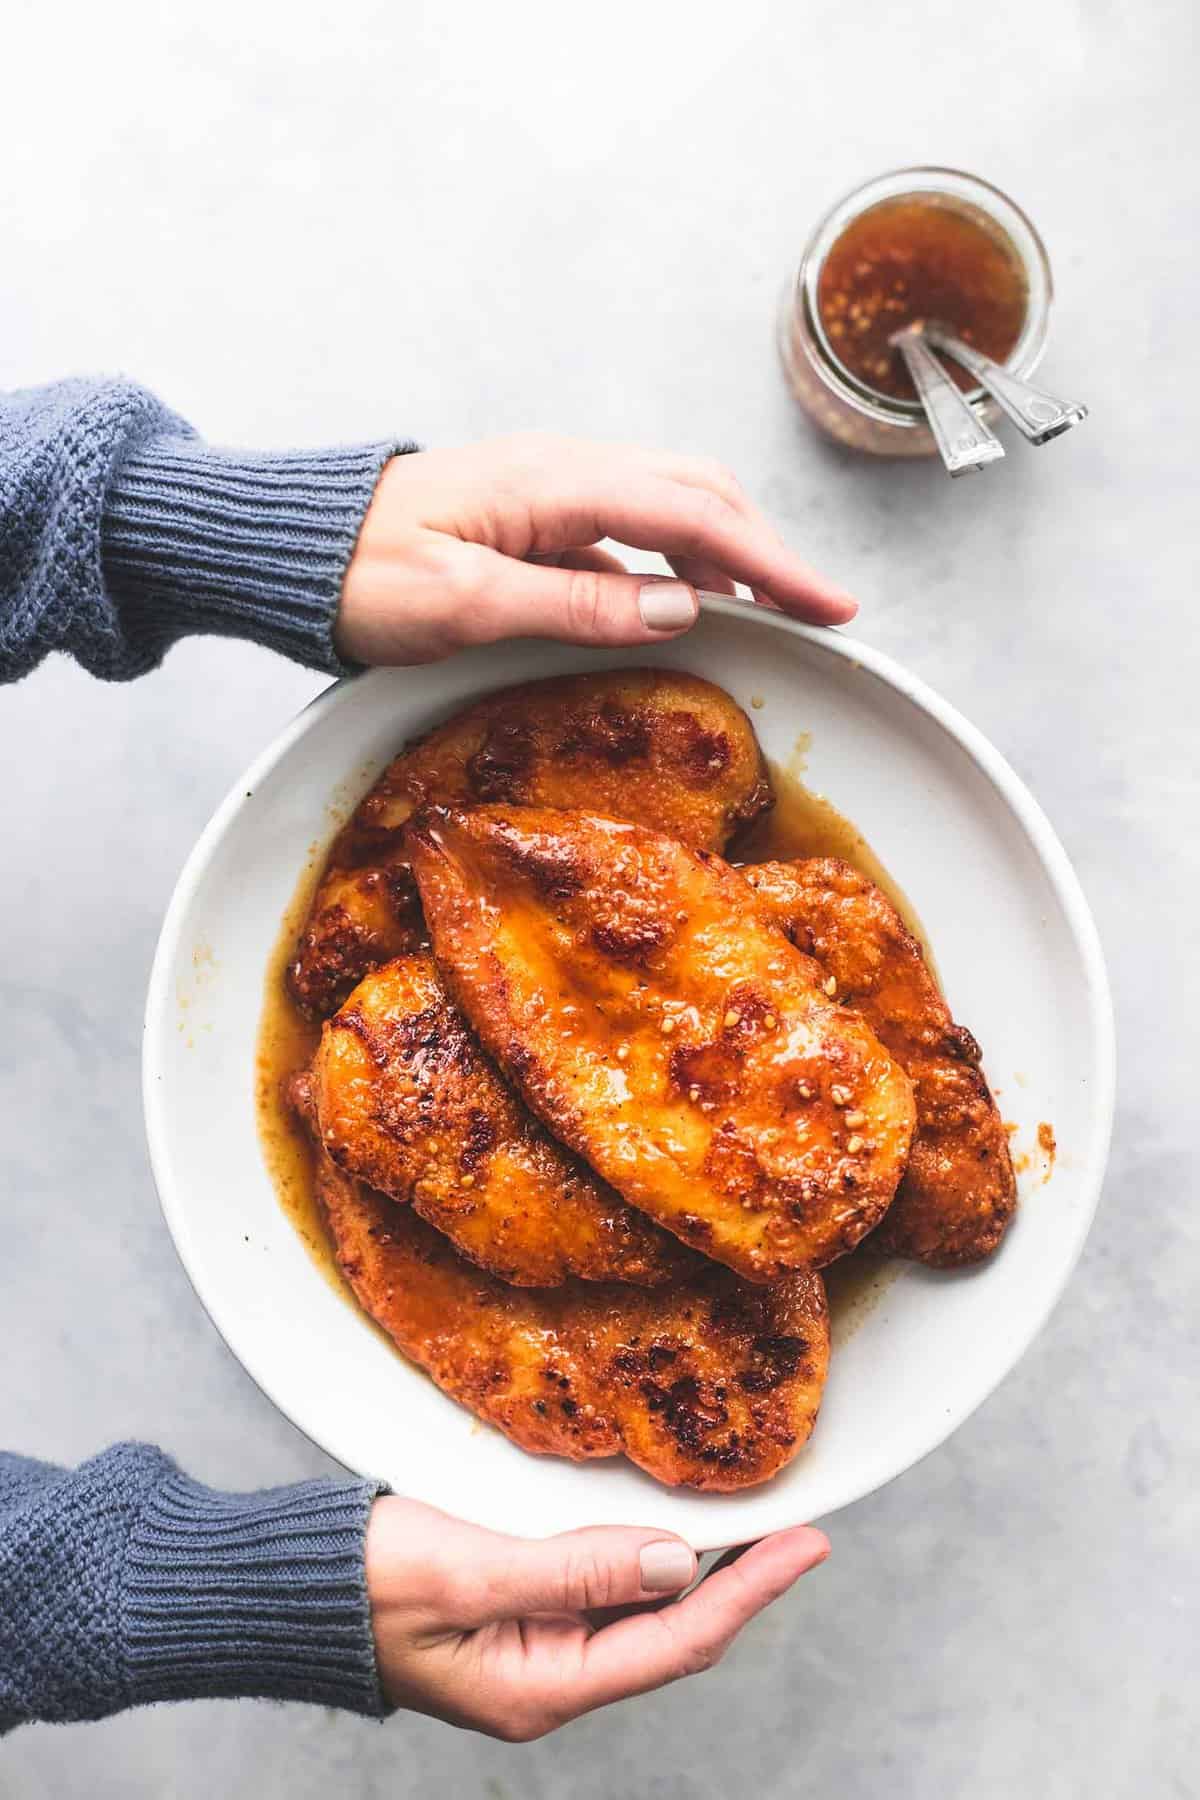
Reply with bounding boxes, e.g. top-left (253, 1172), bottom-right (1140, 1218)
top-left (795, 165), bottom-right (1054, 429)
